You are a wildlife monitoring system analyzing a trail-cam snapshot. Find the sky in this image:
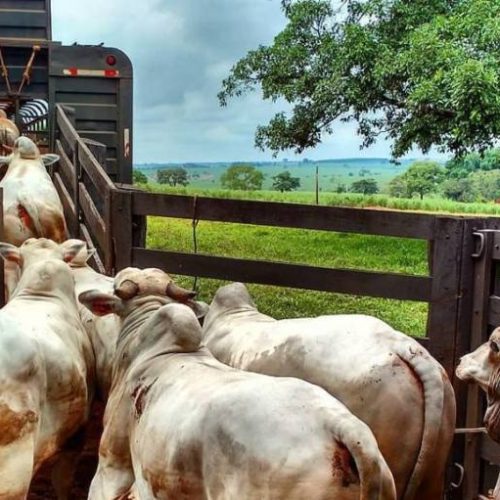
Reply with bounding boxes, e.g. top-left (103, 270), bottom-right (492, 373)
top-left (51, 0), bottom-right (445, 164)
